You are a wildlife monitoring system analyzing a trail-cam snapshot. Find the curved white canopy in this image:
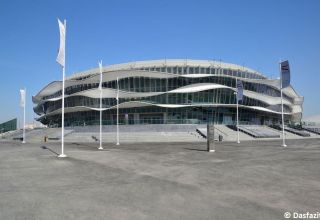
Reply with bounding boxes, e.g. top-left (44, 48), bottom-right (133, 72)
top-left (36, 100), bottom-right (293, 121)
top-left (35, 83), bottom-right (293, 108)
top-left (33, 70), bottom-right (298, 102)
